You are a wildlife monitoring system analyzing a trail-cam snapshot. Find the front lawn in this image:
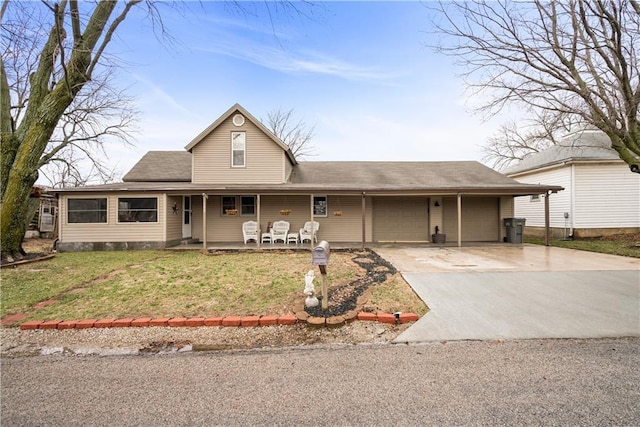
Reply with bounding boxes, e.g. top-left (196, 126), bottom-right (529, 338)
top-left (526, 233), bottom-right (640, 258)
top-left (1, 247), bottom-right (427, 324)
